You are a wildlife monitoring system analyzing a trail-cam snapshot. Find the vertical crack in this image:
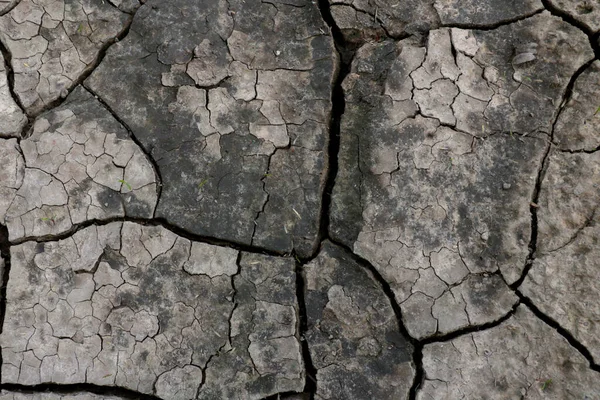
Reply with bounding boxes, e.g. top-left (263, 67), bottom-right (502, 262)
top-left (0, 39), bottom-right (24, 112)
top-left (510, 58), bottom-right (596, 290)
top-left (0, 223), bottom-right (11, 336)
top-left (316, 0), bottom-right (358, 244)
top-left (295, 257), bottom-right (318, 399)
